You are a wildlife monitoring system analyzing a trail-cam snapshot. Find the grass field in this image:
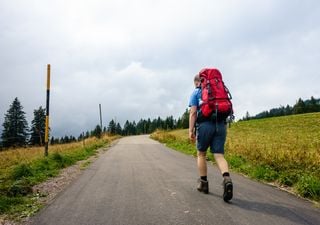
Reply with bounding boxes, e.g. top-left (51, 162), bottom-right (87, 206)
top-left (0, 135), bottom-right (118, 218)
top-left (151, 113), bottom-right (320, 202)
